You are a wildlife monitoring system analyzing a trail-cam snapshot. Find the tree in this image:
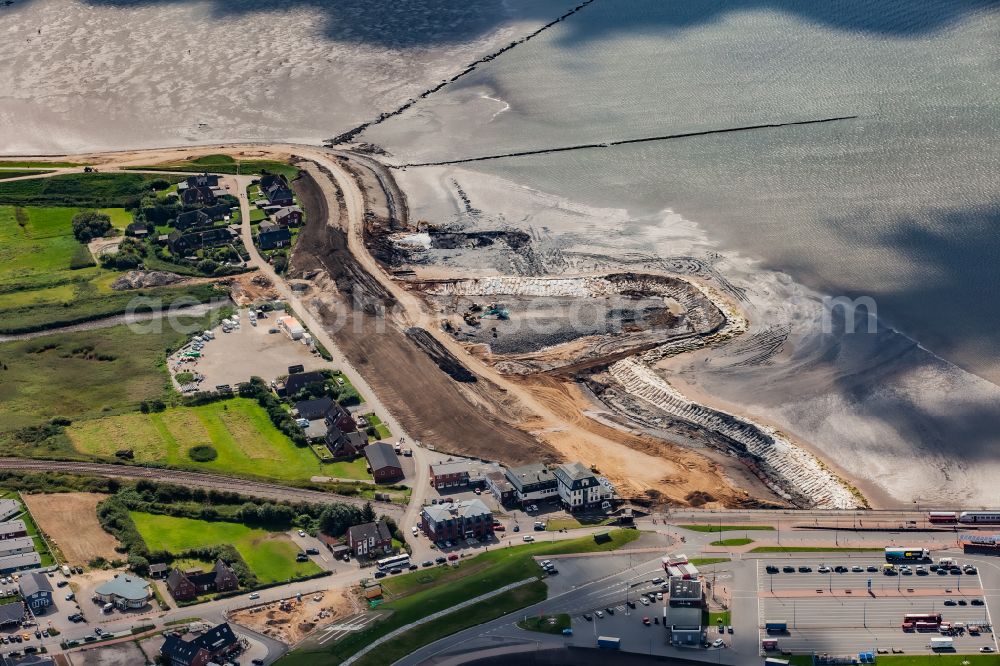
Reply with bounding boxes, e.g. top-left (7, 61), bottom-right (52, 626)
top-left (71, 211), bottom-right (112, 242)
top-left (362, 502), bottom-right (376, 523)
